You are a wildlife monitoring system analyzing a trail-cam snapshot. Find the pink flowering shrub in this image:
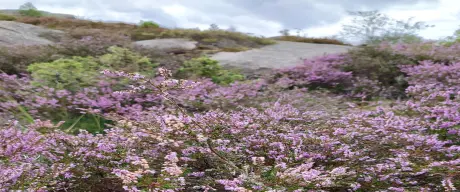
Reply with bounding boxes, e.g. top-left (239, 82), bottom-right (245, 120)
top-left (1, 39), bottom-right (460, 191)
top-left (273, 54), bottom-right (352, 91)
top-left (379, 41), bottom-right (460, 64)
